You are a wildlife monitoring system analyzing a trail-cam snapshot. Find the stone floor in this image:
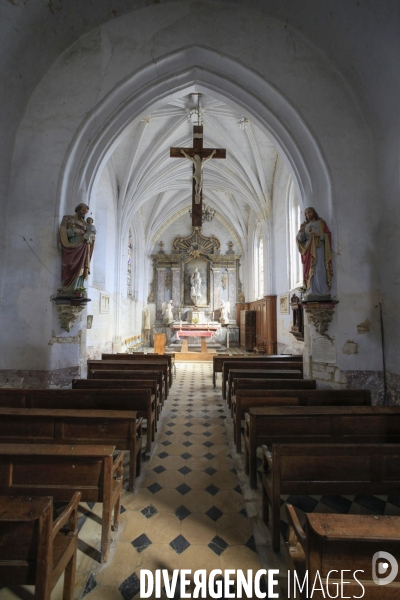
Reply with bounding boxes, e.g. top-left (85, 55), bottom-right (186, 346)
top-left (1, 362), bottom-right (399, 599)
